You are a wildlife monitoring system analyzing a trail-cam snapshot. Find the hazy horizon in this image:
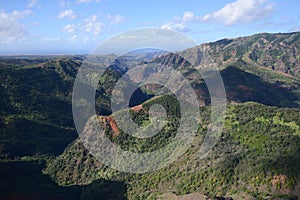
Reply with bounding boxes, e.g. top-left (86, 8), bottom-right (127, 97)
top-left (1, 0), bottom-right (300, 54)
